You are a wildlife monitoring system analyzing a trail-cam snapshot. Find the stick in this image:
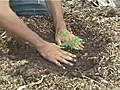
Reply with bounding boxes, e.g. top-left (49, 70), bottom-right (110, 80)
top-left (17, 76), bottom-right (46, 90)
